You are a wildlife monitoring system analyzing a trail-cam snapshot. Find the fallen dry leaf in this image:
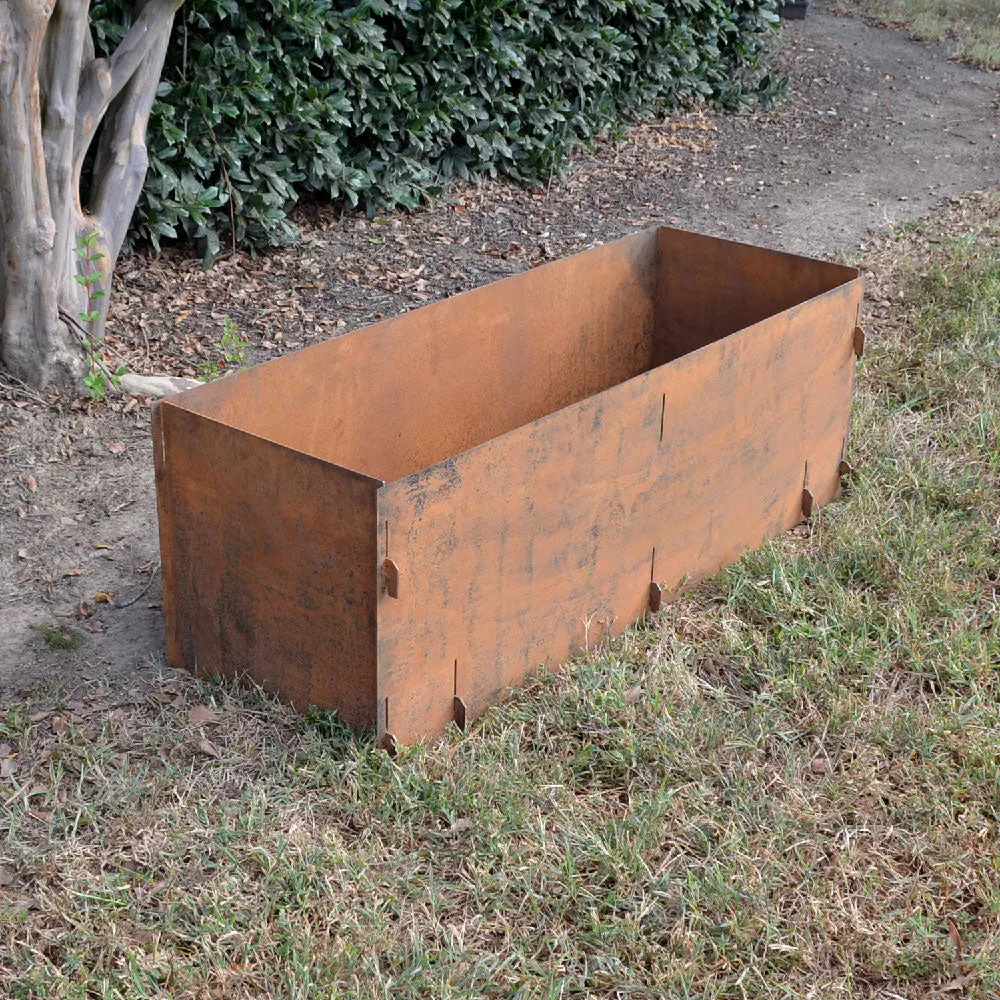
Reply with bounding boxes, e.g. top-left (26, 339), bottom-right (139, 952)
top-left (947, 918), bottom-right (963, 961)
top-left (107, 441), bottom-right (126, 455)
top-left (198, 737), bottom-right (221, 758)
top-left (449, 818), bottom-right (474, 835)
top-left (63, 568), bottom-right (84, 578)
top-left (25, 474), bottom-right (36, 492)
top-left (17, 549), bottom-right (28, 560)
top-left (188, 705), bottom-right (217, 727)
